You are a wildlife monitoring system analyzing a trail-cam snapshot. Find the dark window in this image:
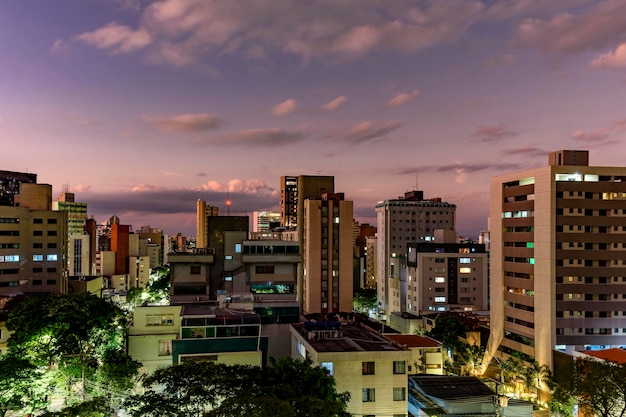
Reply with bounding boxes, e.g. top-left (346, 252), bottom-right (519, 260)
top-left (47, 218), bottom-right (57, 224)
top-left (256, 265), bottom-right (275, 274)
top-left (190, 265), bottom-right (201, 274)
top-left (48, 231), bottom-right (57, 236)
top-left (33, 218), bottom-right (43, 224)
top-left (393, 361), bottom-right (406, 374)
top-left (33, 231), bottom-right (43, 236)
top-left (362, 361), bottom-right (375, 375)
